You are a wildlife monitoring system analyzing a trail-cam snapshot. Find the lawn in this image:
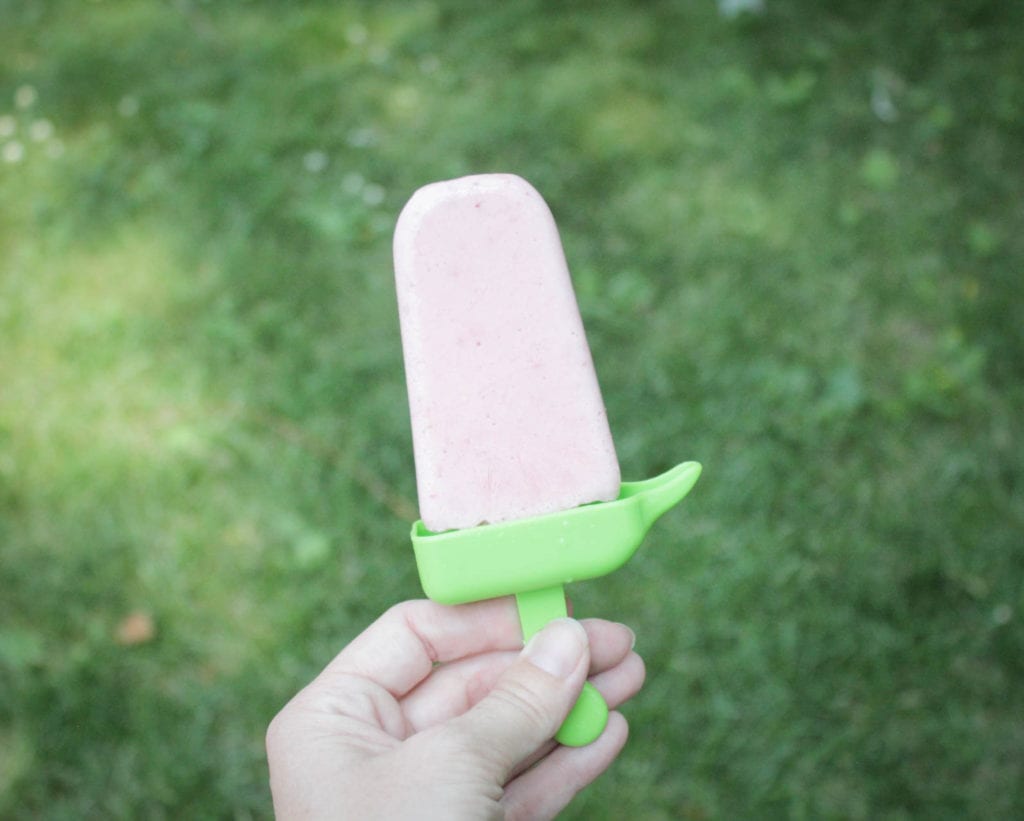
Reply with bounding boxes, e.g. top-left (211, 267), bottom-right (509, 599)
top-left (1, 1), bottom-right (1022, 818)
